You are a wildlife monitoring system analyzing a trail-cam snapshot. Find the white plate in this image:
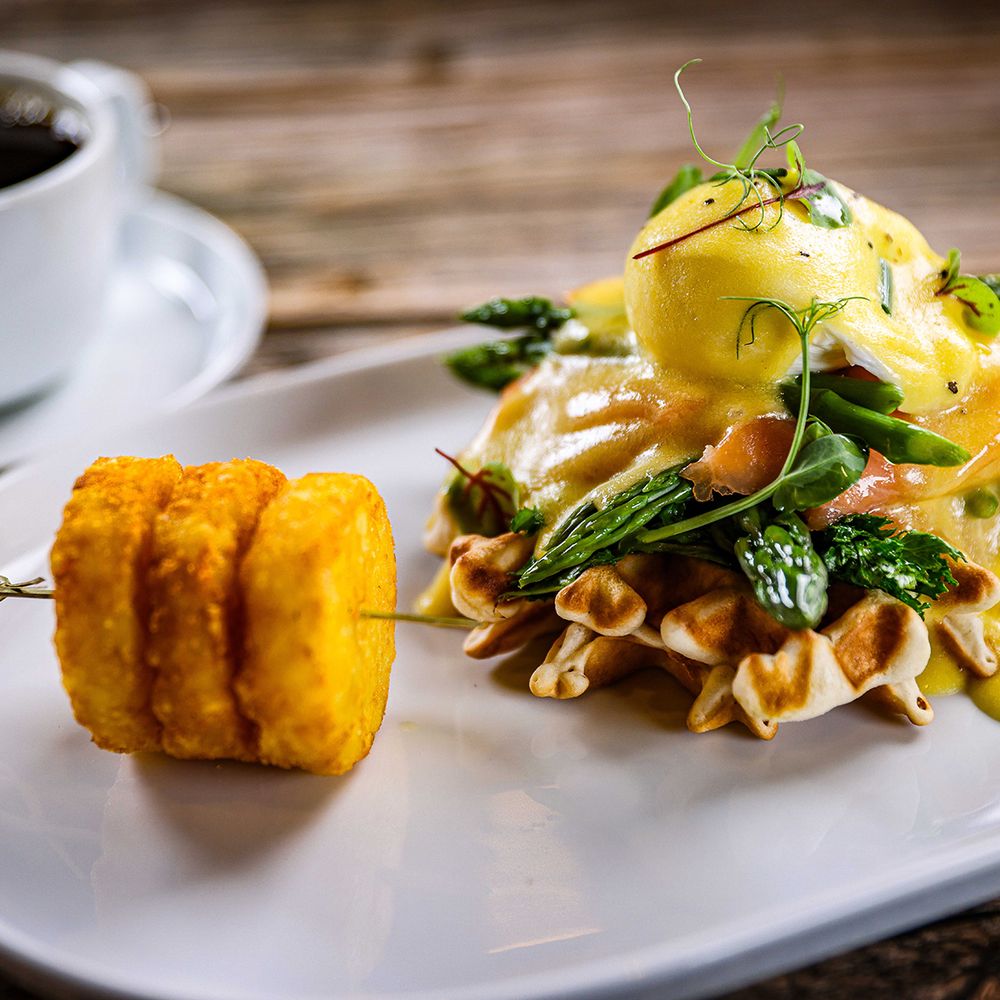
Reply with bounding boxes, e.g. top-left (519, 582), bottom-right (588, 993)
top-left (0, 191), bottom-right (266, 468)
top-left (1, 329), bottom-right (999, 1000)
